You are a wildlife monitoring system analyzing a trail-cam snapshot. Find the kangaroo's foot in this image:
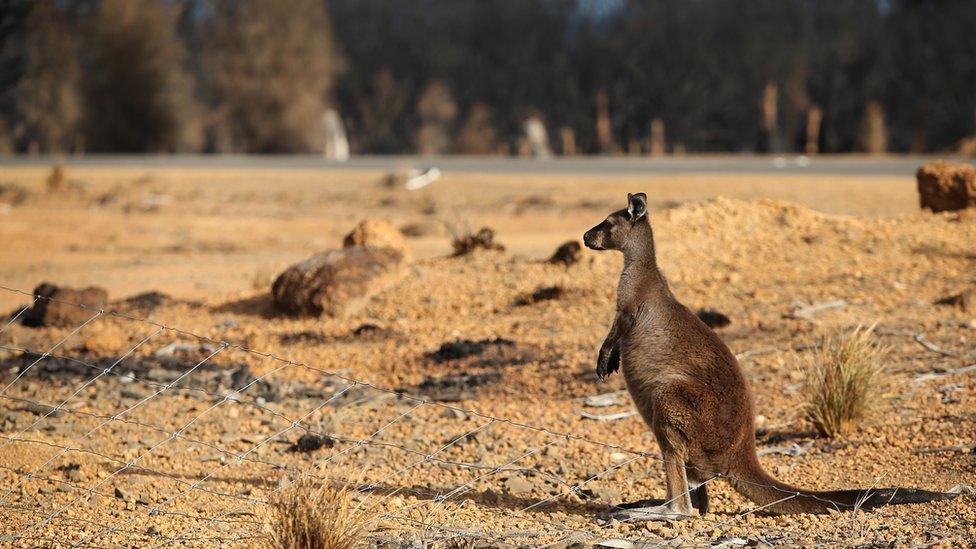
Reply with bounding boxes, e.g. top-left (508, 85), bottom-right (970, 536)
top-left (605, 504), bottom-right (692, 522)
top-left (598, 499), bottom-right (693, 523)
